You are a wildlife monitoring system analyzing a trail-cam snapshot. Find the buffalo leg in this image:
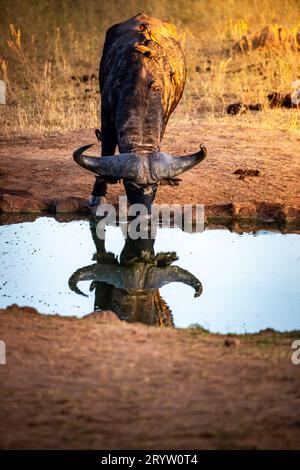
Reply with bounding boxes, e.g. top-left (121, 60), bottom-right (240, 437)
top-left (90, 120), bottom-right (117, 205)
top-left (89, 217), bottom-right (114, 311)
